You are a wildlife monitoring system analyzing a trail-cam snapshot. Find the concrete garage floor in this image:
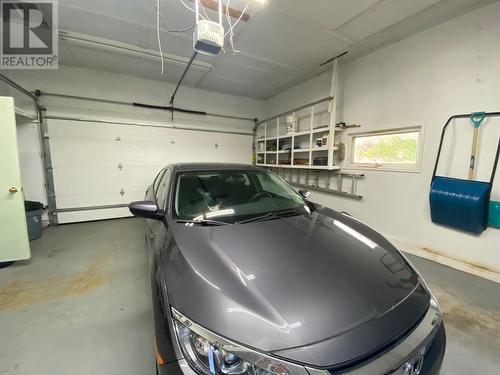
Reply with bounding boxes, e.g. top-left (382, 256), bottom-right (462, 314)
top-left (0, 218), bottom-right (499, 375)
